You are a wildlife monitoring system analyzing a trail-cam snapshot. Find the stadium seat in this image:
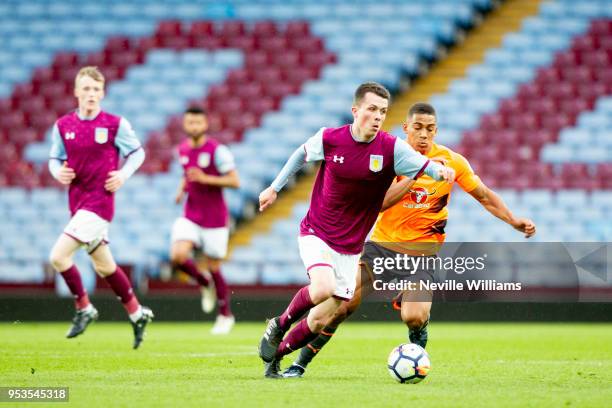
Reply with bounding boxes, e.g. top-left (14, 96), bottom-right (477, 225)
top-left (3, 0), bottom-right (611, 287)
